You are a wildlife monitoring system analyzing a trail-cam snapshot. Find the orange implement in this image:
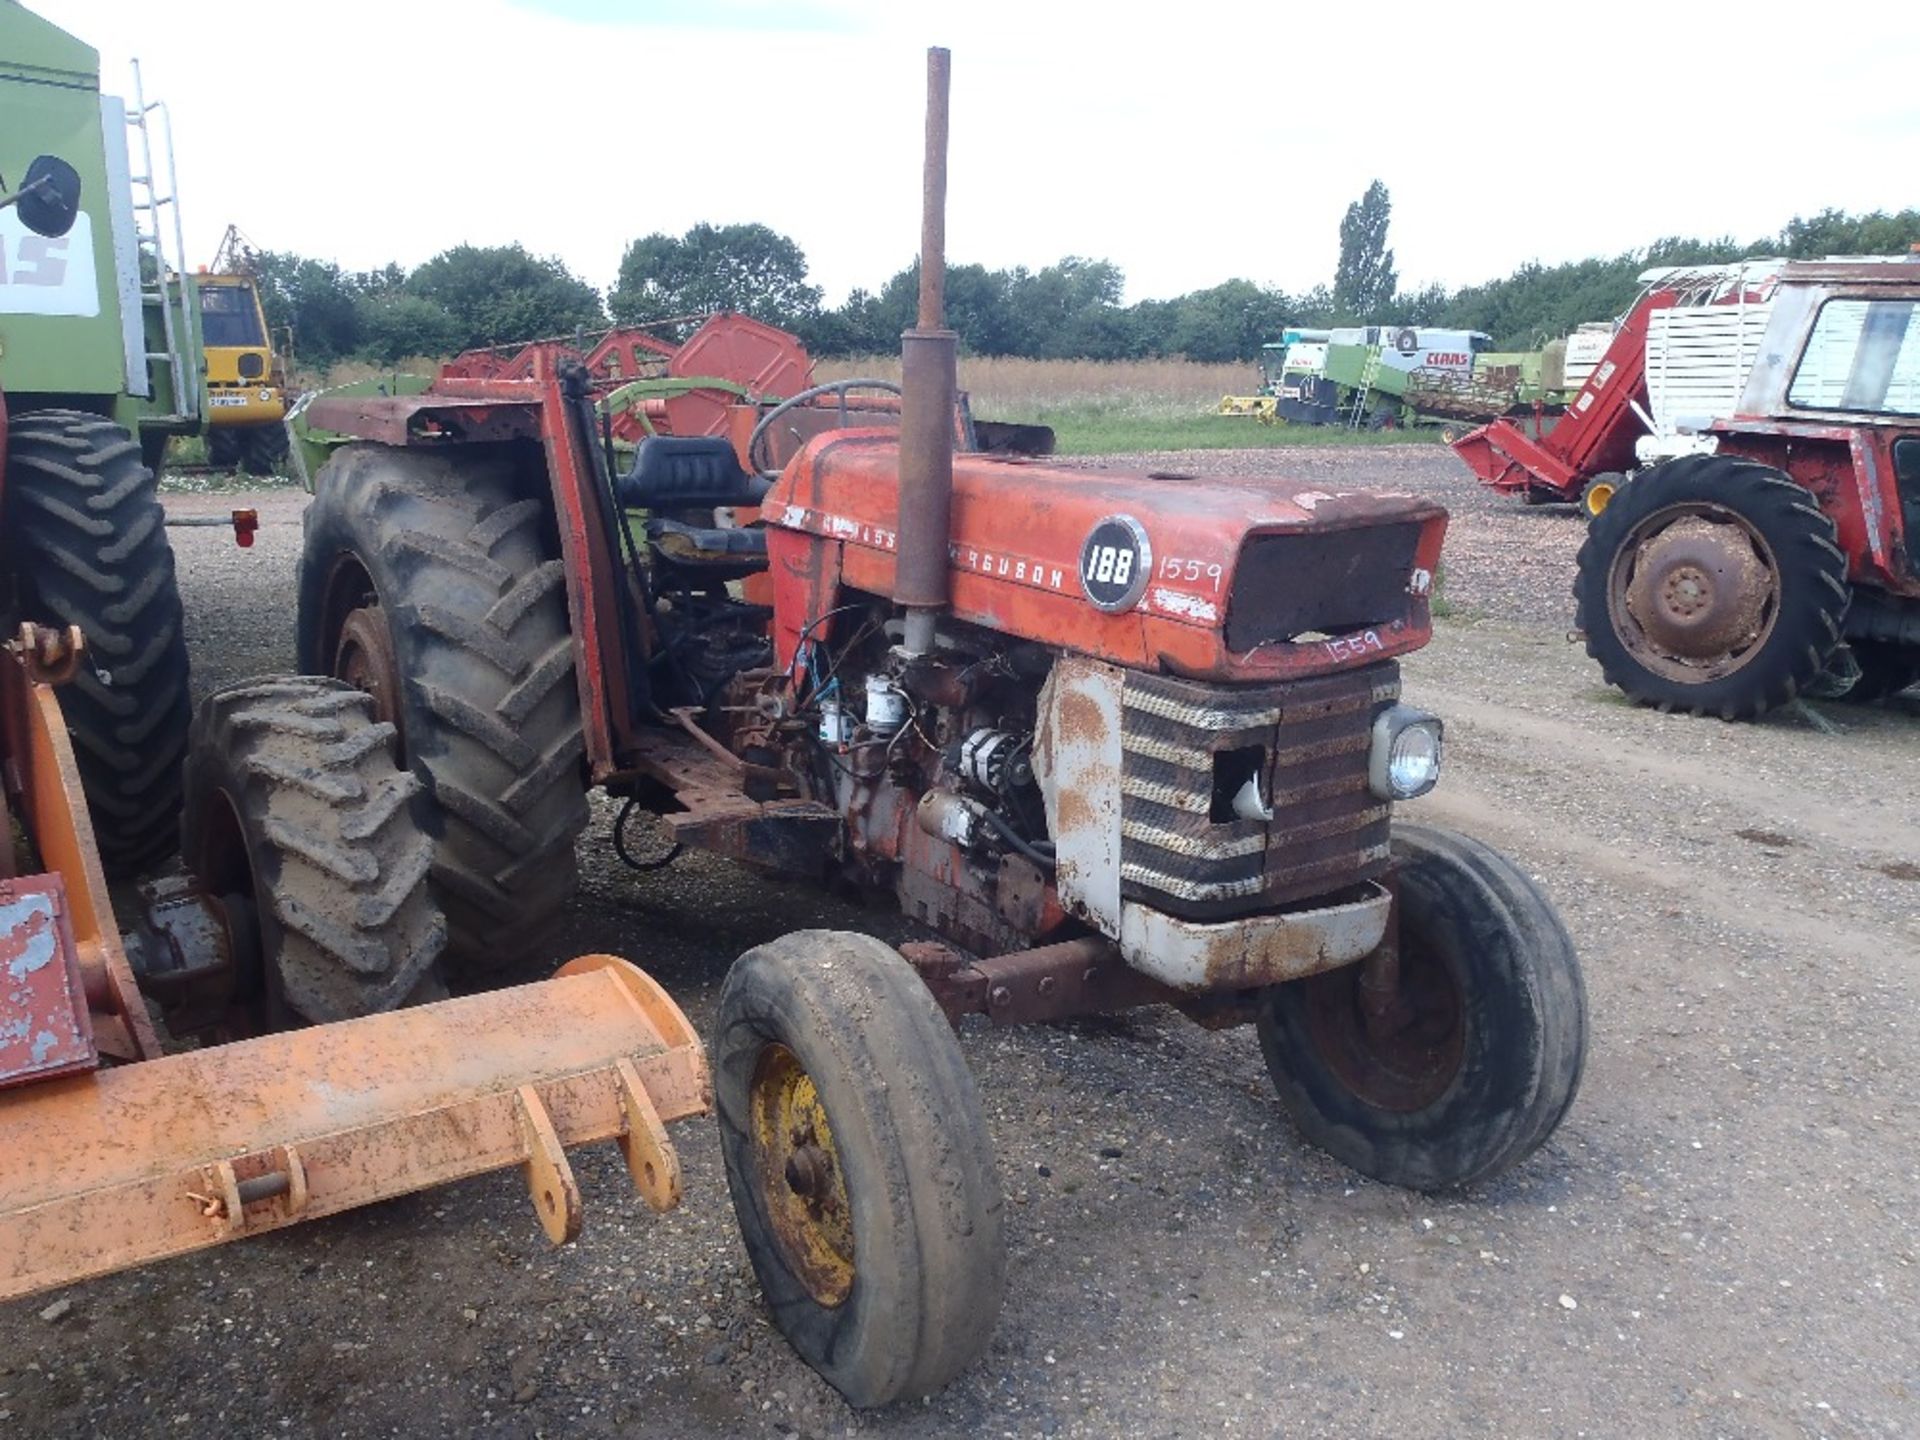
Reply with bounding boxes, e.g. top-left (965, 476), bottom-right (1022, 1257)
top-left (0, 953), bottom-right (709, 1302)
